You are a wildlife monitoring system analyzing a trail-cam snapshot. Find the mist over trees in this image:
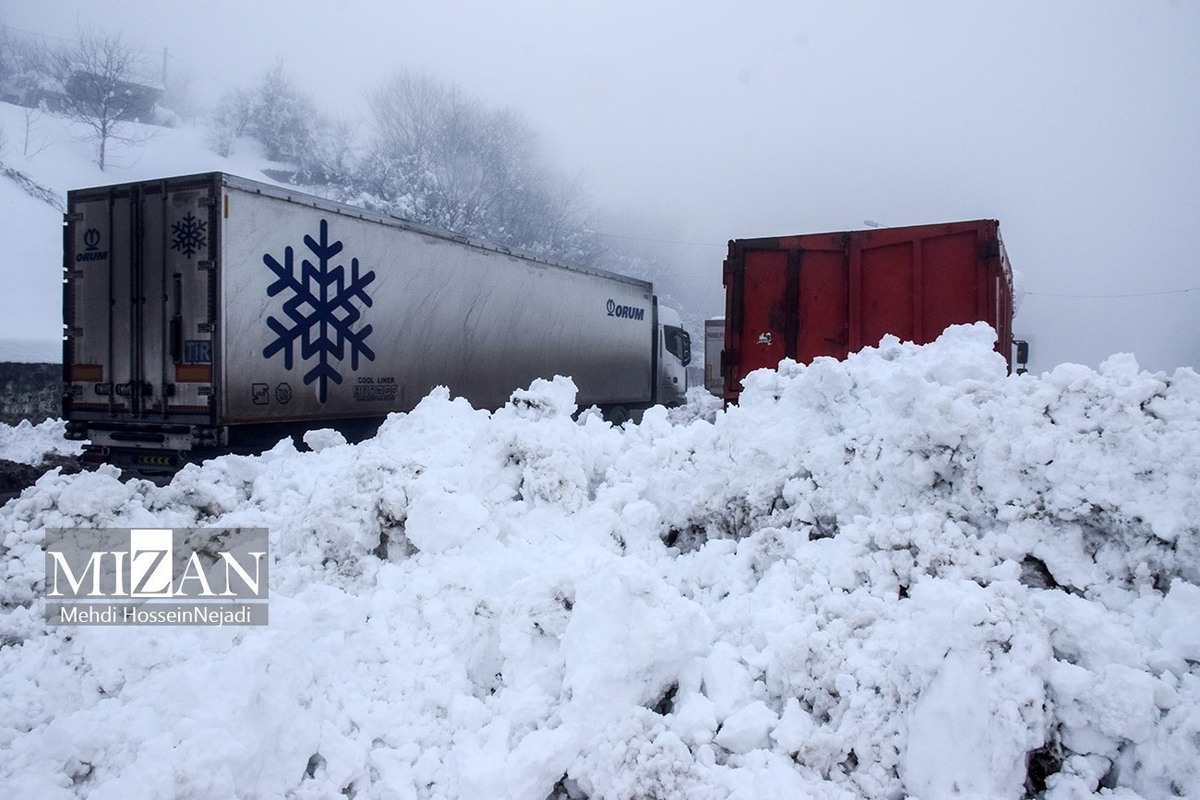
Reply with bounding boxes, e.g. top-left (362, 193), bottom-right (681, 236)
top-left (0, 21), bottom-right (679, 296)
top-left (1, 23), bottom-right (166, 171)
top-left (355, 71), bottom-right (604, 264)
top-left (0, 23), bottom-right (49, 109)
top-left (207, 67), bottom-right (609, 267)
top-left (210, 66), bottom-right (607, 267)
